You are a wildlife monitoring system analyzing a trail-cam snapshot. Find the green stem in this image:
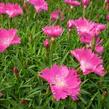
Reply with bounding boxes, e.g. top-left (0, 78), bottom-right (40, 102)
top-left (52, 19), bottom-right (58, 25)
top-left (0, 15), bottom-right (3, 28)
top-left (8, 18), bottom-right (12, 29)
top-left (91, 37), bottom-right (96, 52)
top-left (103, 2), bottom-right (106, 9)
top-left (107, 22), bottom-right (109, 36)
top-left (76, 66), bottom-right (82, 75)
top-left (67, 30), bottom-right (71, 41)
top-left (45, 47), bottom-right (49, 65)
top-left (99, 77), bottom-right (104, 86)
top-left (49, 38), bottom-right (55, 66)
top-left (83, 7), bottom-right (86, 18)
